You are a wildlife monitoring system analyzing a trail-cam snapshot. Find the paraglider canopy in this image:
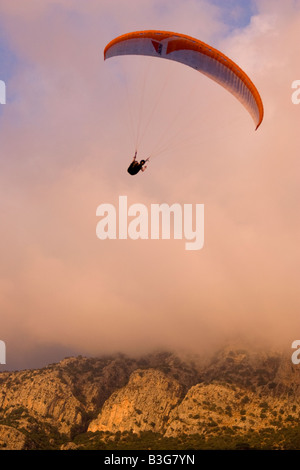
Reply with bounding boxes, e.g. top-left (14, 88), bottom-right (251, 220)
top-left (104, 30), bottom-right (264, 130)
